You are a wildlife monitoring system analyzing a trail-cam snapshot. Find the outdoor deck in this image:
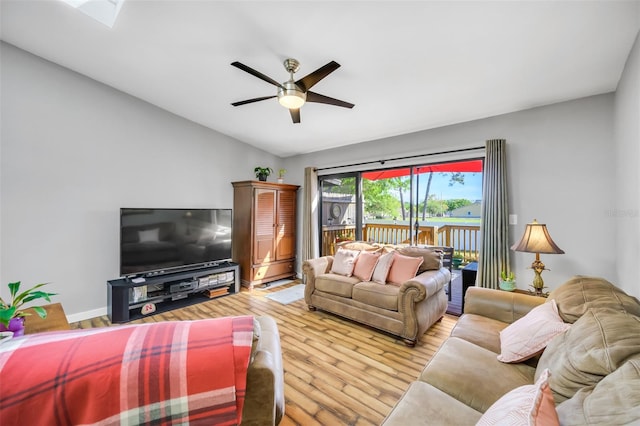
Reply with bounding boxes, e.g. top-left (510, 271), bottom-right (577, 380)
top-left (322, 222), bottom-right (480, 262)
